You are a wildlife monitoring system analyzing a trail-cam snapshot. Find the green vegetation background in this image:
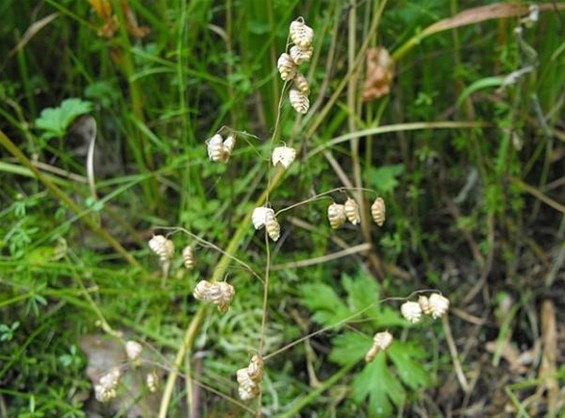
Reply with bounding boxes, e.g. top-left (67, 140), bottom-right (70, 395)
top-left (1, 0), bottom-right (563, 417)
